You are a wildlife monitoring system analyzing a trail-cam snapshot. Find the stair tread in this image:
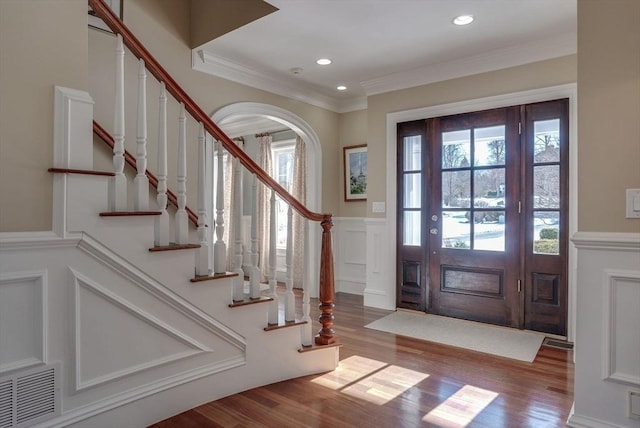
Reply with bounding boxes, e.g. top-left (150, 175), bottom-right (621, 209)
top-left (298, 342), bottom-right (343, 353)
top-left (190, 272), bottom-right (238, 283)
top-left (100, 211), bottom-right (162, 216)
top-left (264, 319), bottom-right (308, 331)
top-left (48, 167), bottom-right (115, 177)
top-left (228, 296), bottom-right (273, 308)
top-left (149, 243), bottom-right (201, 252)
